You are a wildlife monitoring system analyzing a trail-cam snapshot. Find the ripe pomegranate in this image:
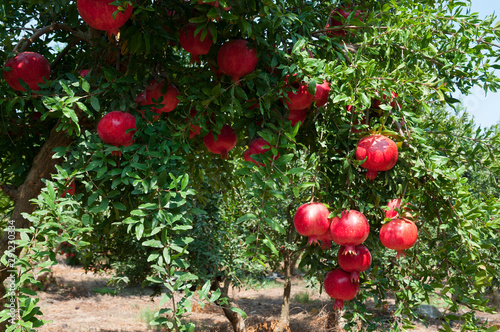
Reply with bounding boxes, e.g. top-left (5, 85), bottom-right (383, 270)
top-left (293, 202), bottom-right (330, 245)
top-left (282, 79), bottom-right (314, 111)
top-left (355, 134), bottom-right (398, 180)
top-left (136, 81), bottom-right (180, 115)
top-left (324, 269), bottom-right (359, 310)
top-left (314, 80), bottom-right (330, 108)
top-left (79, 69), bottom-right (90, 77)
top-left (385, 198), bottom-right (402, 219)
top-left (379, 217), bottom-right (418, 258)
top-left (97, 111), bottom-right (137, 147)
top-left (316, 226), bottom-right (333, 249)
top-left (337, 245), bottom-right (372, 283)
top-left (203, 124), bottom-right (237, 159)
top-left (4, 52), bottom-right (51, 91)
top-left (243, 138), bottom-right (278, 166)
top-left (179, 23), bottom-right (213, 63)
top-left (326, 7), bottom-right (362, 37)
top-left (330, 210), bottom-right (369, 255)
top-left (217, 39), bottom-right (258, 82)
top-left (61, 180), bottom-right (76, 198)
top-left (77, 0), bottom-right (133, 35)
top-left (287, 108), bottom-right (307, 127)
